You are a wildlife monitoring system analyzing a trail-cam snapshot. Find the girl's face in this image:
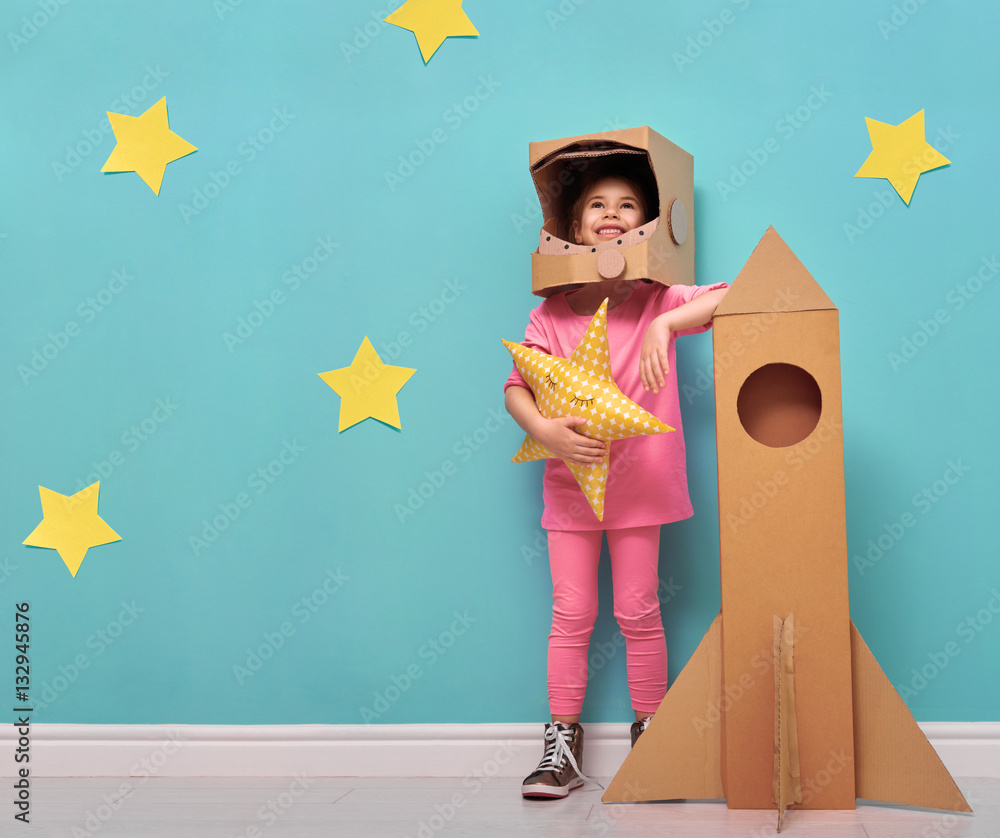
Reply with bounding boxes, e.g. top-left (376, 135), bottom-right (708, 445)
top-left (572, 177), bottom-right (646, 247)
